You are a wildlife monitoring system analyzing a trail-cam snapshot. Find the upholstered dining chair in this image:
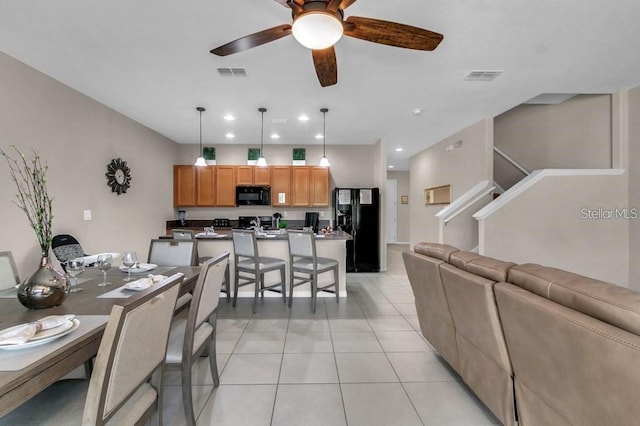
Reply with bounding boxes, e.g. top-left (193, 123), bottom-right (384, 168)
top-left (170, 229), bottom-right (230, 302)
top-left (148, 239), bottom-right (198, 267)
top-left (287, 230), bottom-right (339, 313)
top-left (165, 251), bottom-right (229, 426)
top-left (232, 229), bottom-right (287, 313)
top-left (0, 273), bottom-right (183, 426)
top-left (148, 239), bottom-right (198, 311)
top-left (0, 251), bottom-right (20, 290)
